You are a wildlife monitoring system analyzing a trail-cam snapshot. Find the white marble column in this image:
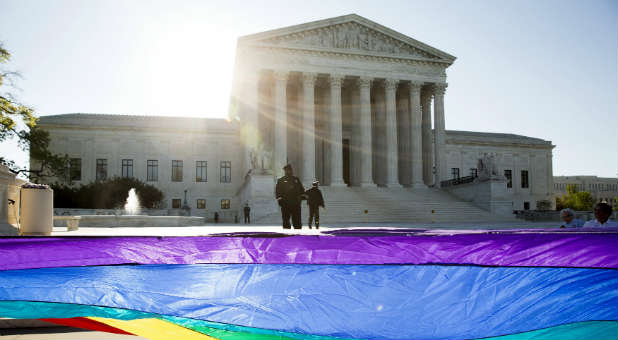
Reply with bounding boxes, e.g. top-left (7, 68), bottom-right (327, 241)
top-left (409, 81), bottom-right (426, 188)
top-left (243, 72), bottom-right (260, 175)
top-left (301, 72), bottom-right (317, 185)
top-left (384, 78), bottom-right (401, 187)
top-left (397, 86), bottom-right (411, 186)
top-left (421, 87), bottom-right (433, 186)
top-left (273, 70), bottom-right (289, 177)
top-left (329, 74), bottom-right (346, 186)
top-left (432, 83), bottom-right (447, 187)
top-left (358, 76), bottom-right (375, 187)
